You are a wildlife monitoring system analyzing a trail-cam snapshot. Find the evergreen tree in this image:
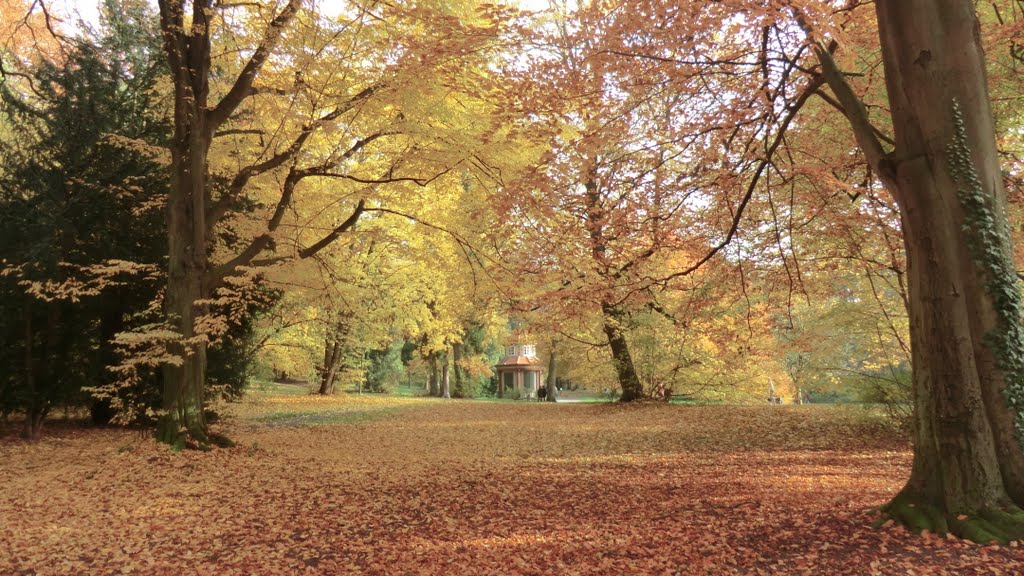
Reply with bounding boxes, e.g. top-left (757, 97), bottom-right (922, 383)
top-left (0, 0), bottom-right (167, 436)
